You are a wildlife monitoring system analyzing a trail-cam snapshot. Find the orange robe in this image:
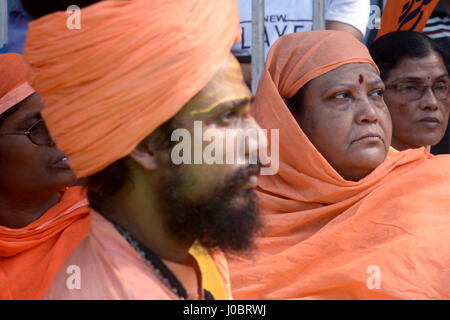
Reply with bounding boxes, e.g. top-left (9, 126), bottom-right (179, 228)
top-left (45, 210), bottom-right (232, 300)
top-left (0, 187), bottom-right (90, 299)
top-left (228, 31), bottom-right (450, 300)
